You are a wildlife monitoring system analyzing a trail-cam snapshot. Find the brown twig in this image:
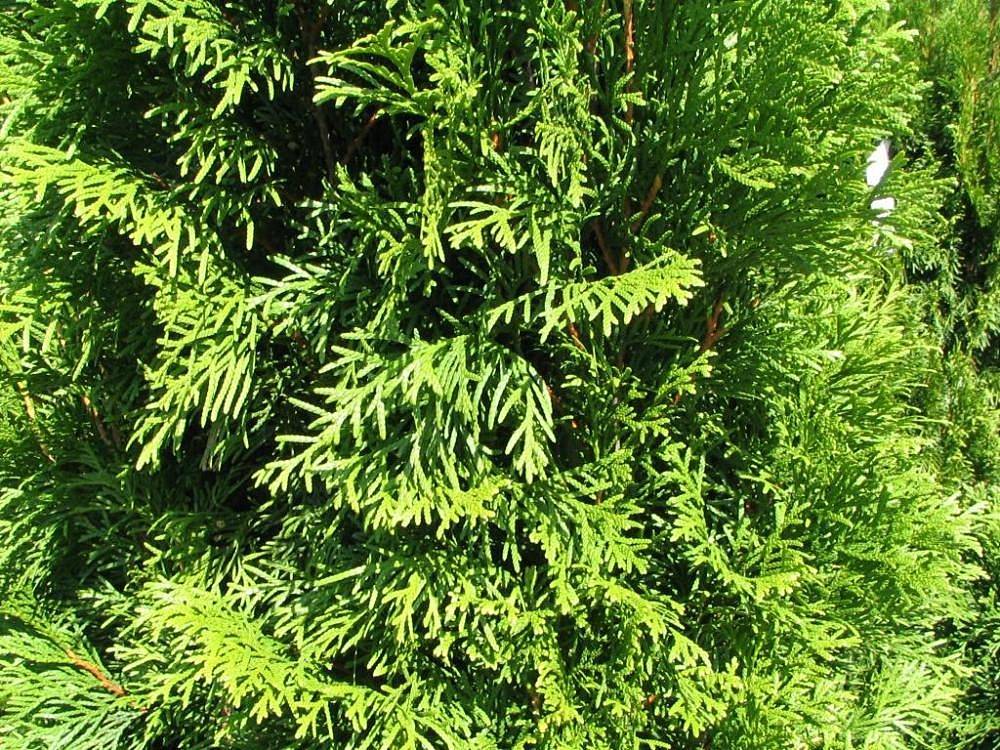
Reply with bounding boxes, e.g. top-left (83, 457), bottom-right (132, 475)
top-left (618, 233), bottom-right (633, 275)
top-left (343, 107), bottom-right (383, 165)
top-left (66, 649), bottom-right (126, 697)
top-left (698, 293), bottom-right (727, 355)
top-left (672, 293), bottom-right (727, 405)
top-left (586, 1), bottom-right (606, 57)
top-left (81, 394), bottom-right (116, 449)
top-left (571, 0), bottom-right (603, 57)
top-left (592, 219), bottom-right (620, 275)
top-left (630, 173), bottom-right (662, 234)
top-left (567, 322), bottom-right (587, 352)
